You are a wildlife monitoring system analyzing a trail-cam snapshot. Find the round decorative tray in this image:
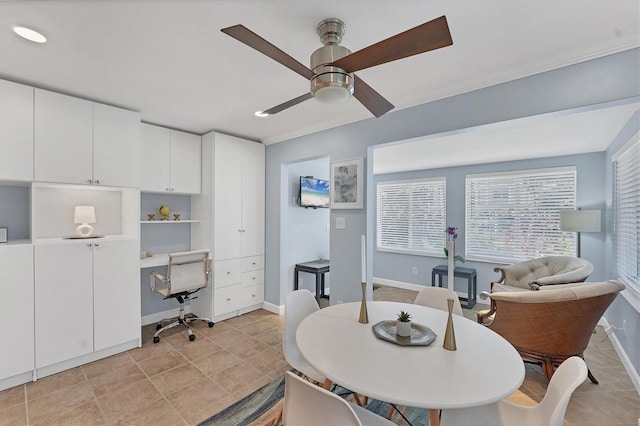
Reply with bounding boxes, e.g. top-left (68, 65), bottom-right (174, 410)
top-left (372, 320), bottom-right (437, 346)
